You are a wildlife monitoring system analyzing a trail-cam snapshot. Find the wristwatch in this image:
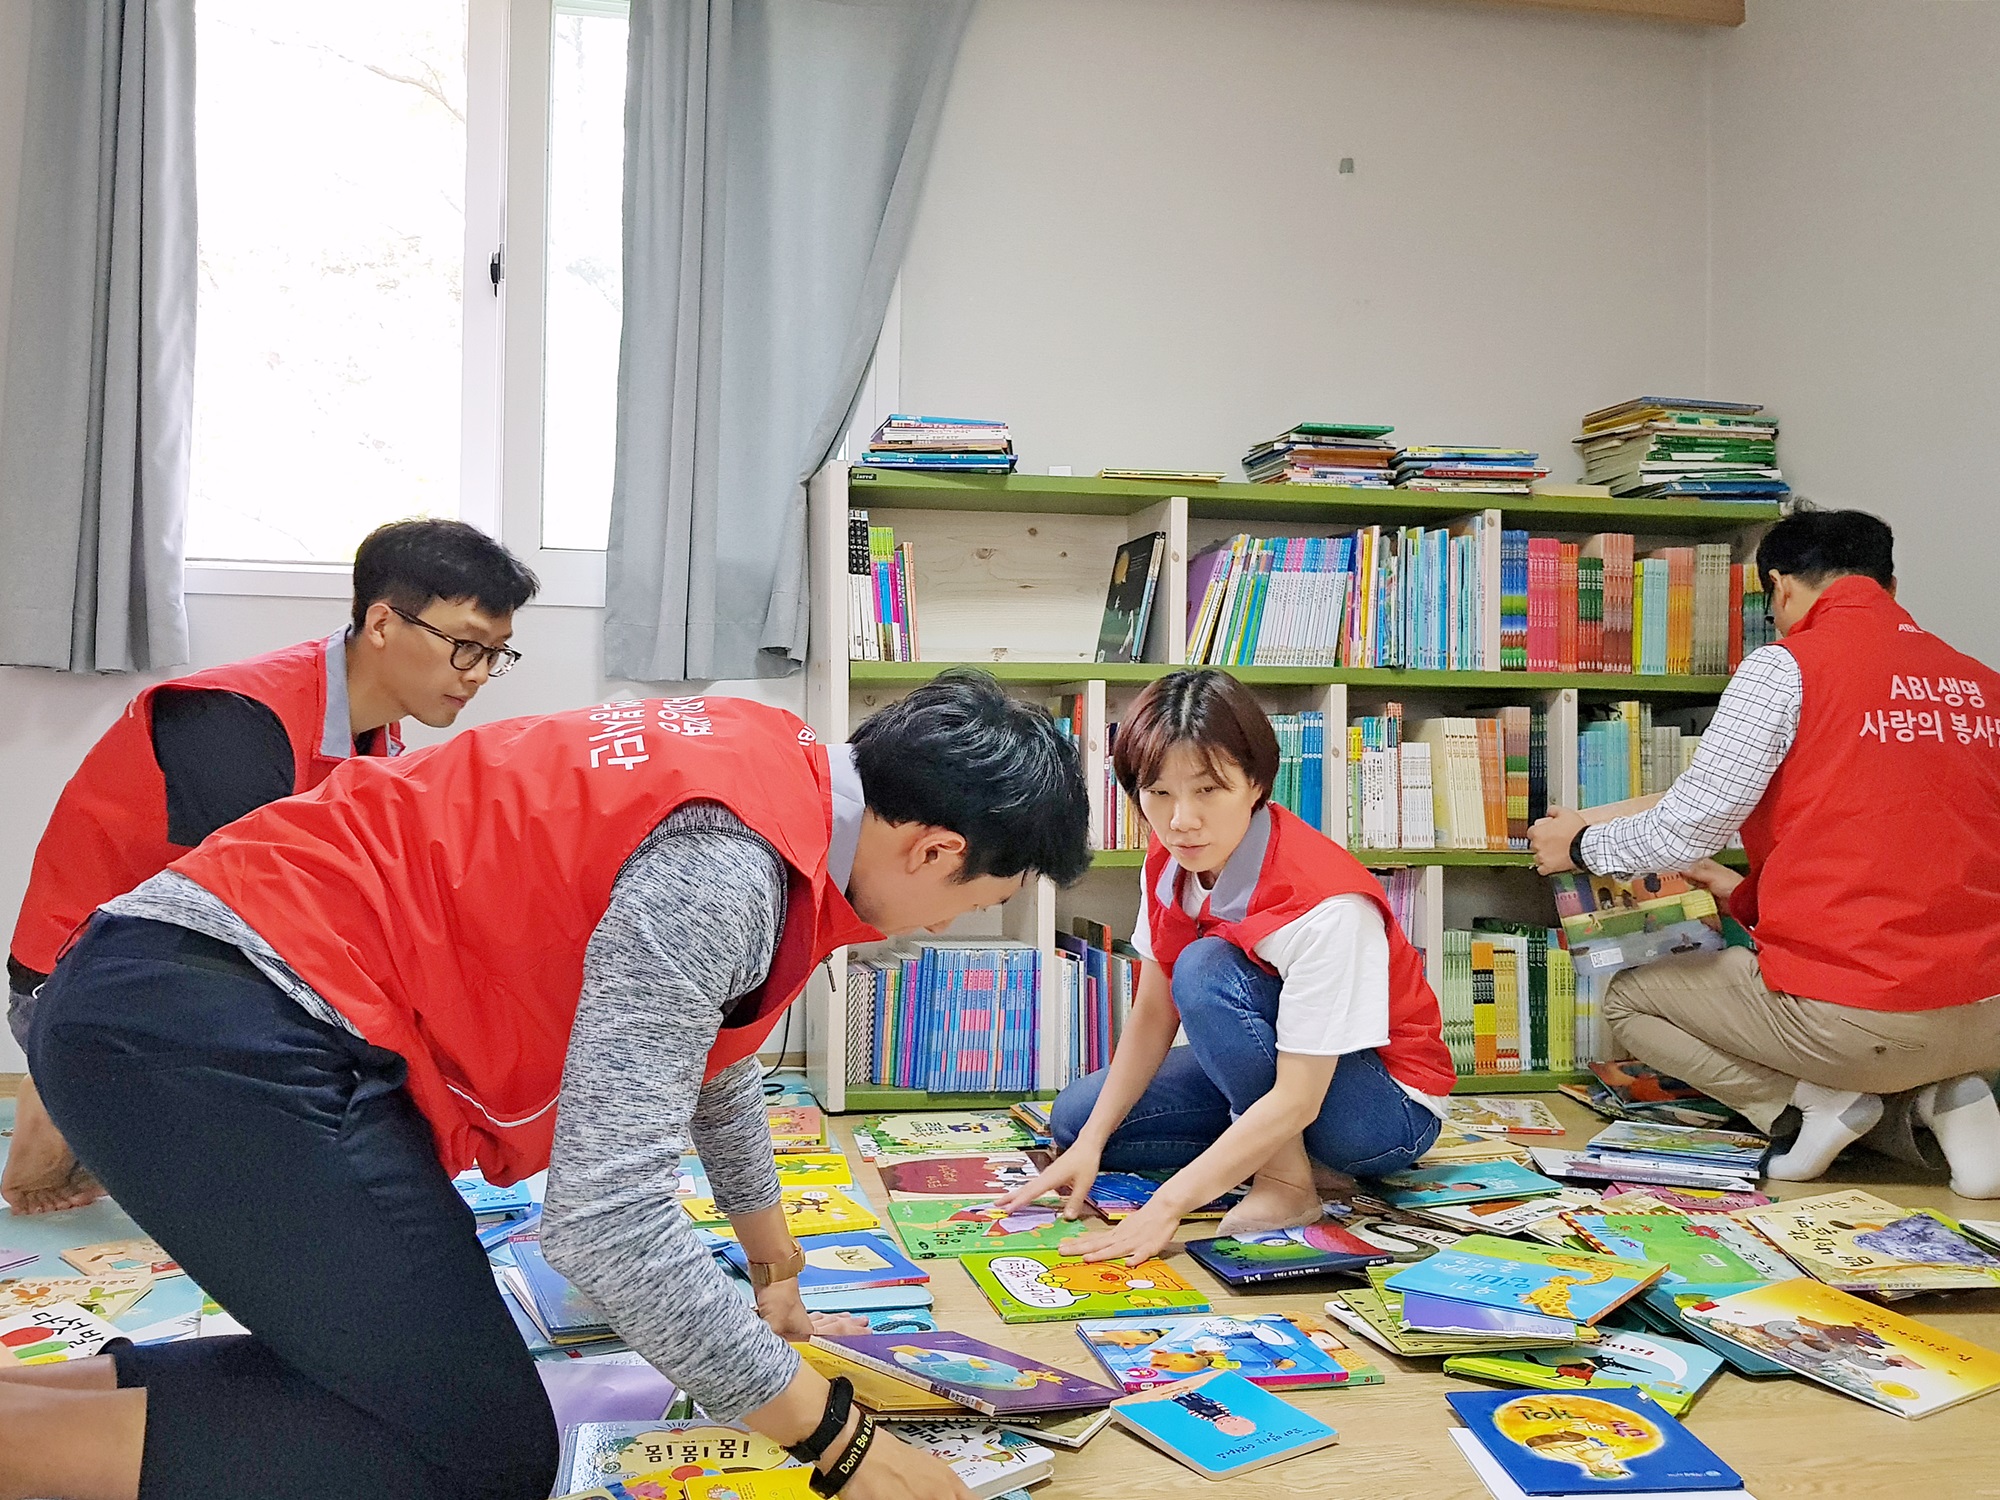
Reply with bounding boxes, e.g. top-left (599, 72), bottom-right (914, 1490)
top-left (1568, 825), bottom-right (1591, 874)
top-left (747, 1239), bottom-right (808, 1289)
